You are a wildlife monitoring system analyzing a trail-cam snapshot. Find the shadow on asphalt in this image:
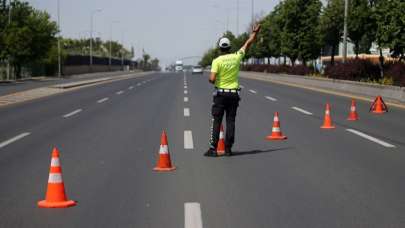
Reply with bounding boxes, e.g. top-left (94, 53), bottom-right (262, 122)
top-left (231, 147), bottom-right (292, 157)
